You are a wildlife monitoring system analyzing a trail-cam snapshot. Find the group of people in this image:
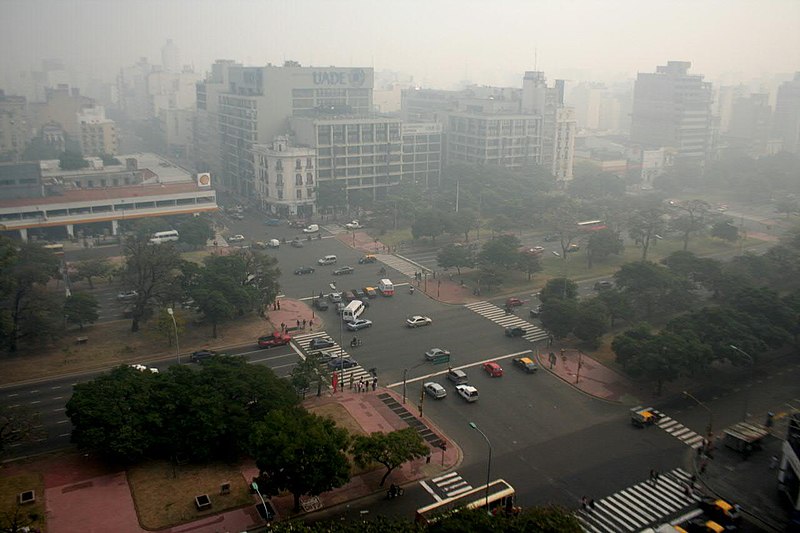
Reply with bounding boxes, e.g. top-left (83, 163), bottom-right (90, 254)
top-left (351, 375), bottom-right (377, 393)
